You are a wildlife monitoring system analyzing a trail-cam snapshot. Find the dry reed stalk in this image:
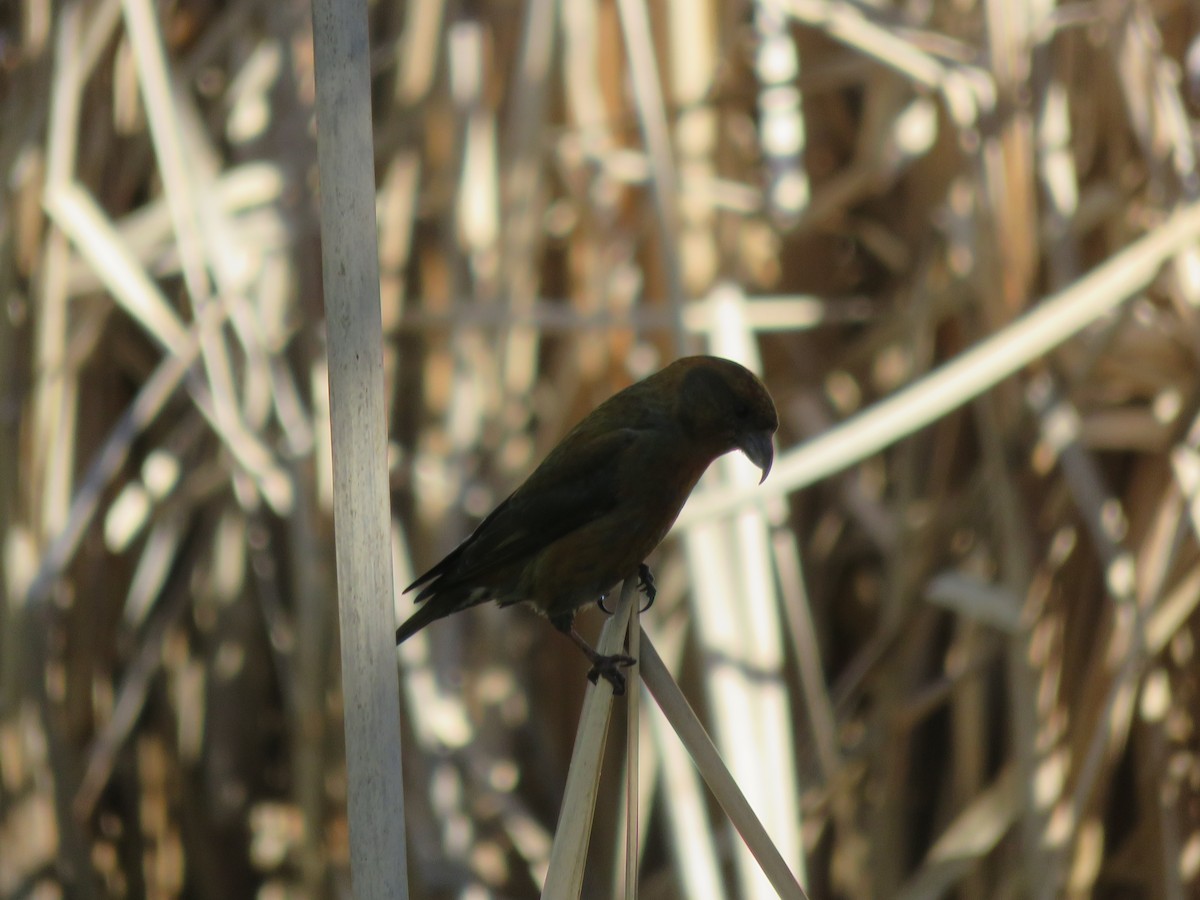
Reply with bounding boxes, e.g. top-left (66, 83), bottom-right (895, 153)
top-left (6, 0), bottom-right (1200, 897)
top-left (543, 578), bottom-right (637, 897)
top-left (639, 632), bottom-right (810, 900)
top-left (310, 0), bottom-right (407, 894)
